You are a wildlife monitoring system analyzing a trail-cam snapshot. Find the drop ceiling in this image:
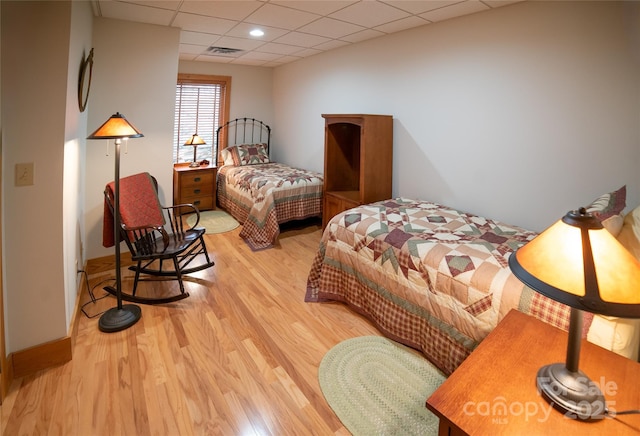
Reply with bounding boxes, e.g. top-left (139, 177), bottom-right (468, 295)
top-left (91, 0), bottom-right (521, 67)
